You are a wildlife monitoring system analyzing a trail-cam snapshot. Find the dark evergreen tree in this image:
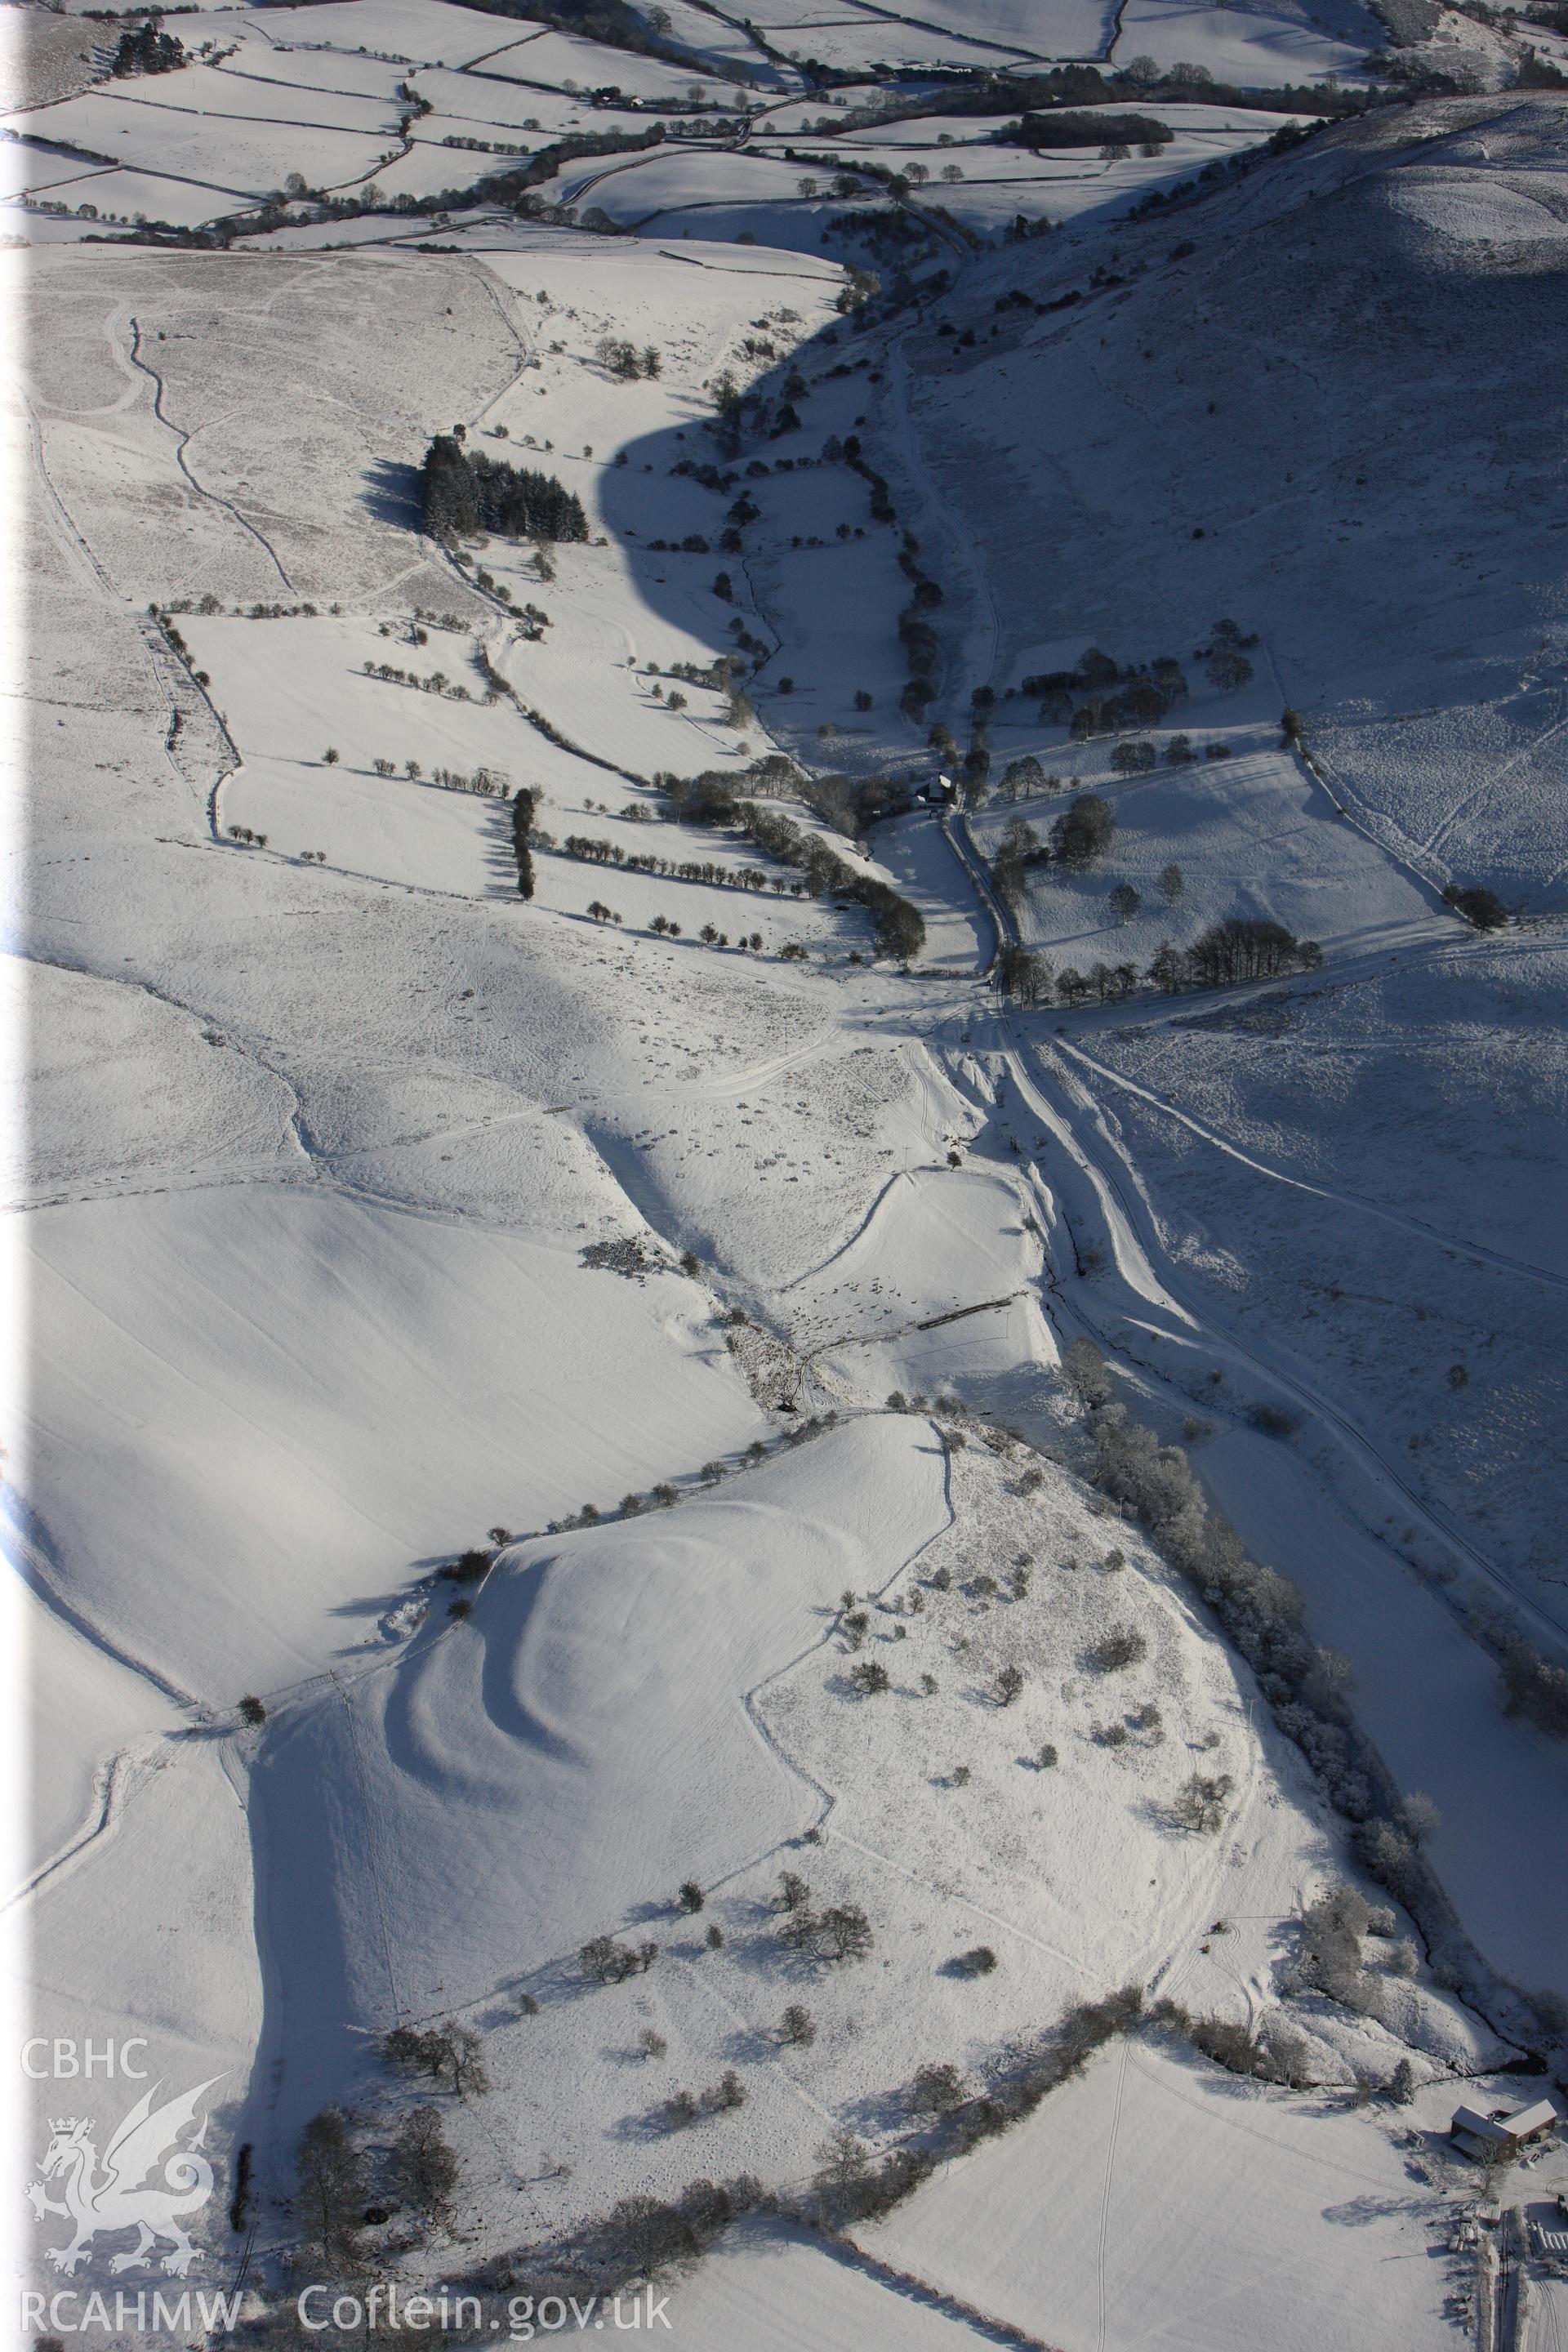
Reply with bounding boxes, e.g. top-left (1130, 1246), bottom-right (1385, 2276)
top-left (113, 19), bottom-right (186, 74)
top-left (419, 435), bottom-right (587, 545)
